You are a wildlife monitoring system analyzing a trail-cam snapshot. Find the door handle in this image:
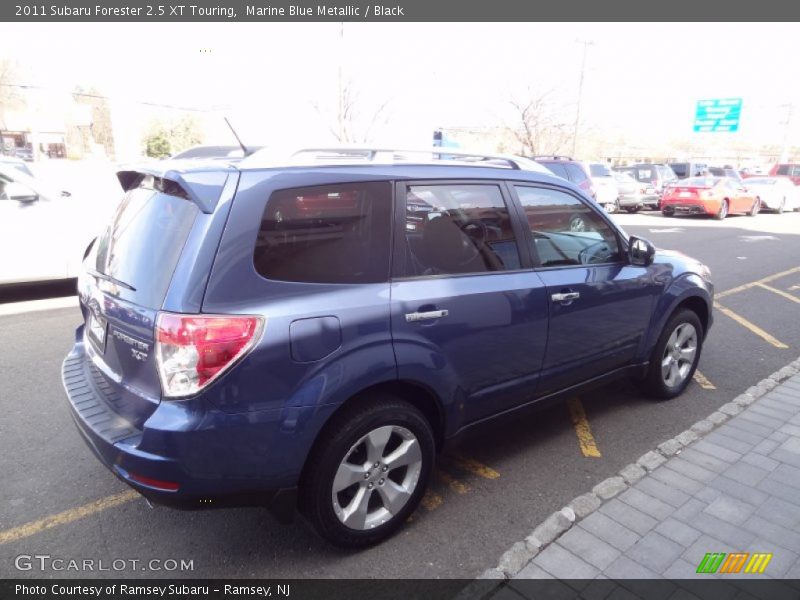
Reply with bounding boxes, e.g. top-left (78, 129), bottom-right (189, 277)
top-left (405, 309), bottom-right (449, 323)
top-left (551, 292), bottom-right (580, 302)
